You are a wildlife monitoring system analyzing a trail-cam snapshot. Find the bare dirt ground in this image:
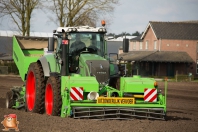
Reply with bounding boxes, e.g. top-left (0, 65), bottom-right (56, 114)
top-left (0, 76), bottom-right (198, 132)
